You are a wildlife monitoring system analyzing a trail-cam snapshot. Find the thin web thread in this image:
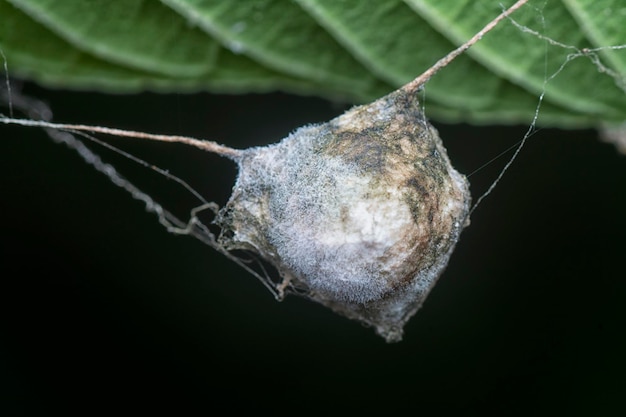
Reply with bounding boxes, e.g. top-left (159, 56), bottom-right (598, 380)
top-left (508, 19), bottom-right (626, 93)
top-left (0, 81), bottom-right (280, 299)
top-left (65, 128), bottom-right (210, 205)
top-left (468, 3), bottom-right (549, 215)
top-left (468, 6), bottom-right (626, 215)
